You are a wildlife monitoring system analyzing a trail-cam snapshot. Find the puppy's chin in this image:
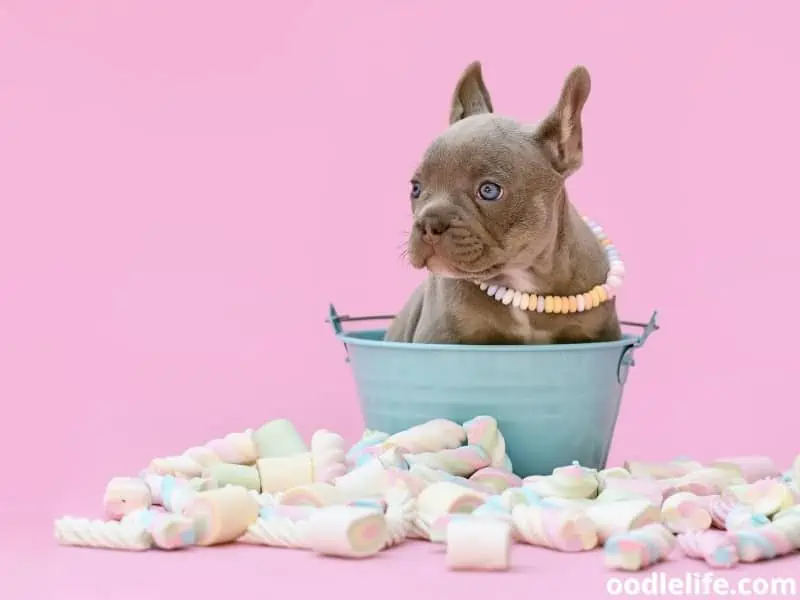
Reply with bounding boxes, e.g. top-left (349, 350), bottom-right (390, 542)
top-left (425, 255), bottom-right (467, 279)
